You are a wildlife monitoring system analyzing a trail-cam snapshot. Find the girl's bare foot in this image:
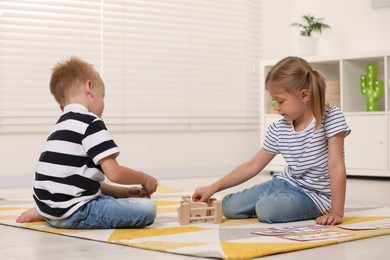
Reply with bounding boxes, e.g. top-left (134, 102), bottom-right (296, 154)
top-left (16, 208), bottom-right (44, 223)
